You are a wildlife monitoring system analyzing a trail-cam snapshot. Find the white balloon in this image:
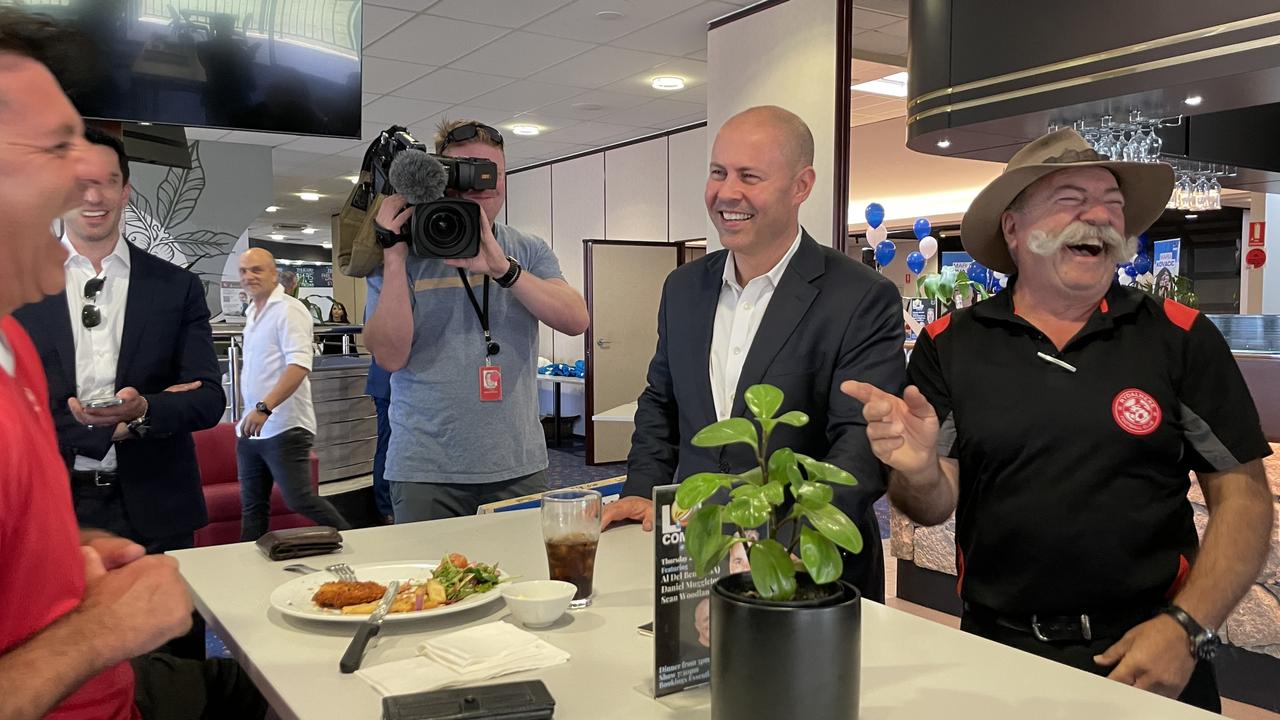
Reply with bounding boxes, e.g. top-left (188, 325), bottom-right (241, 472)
top-left (919, 235), bottom-right (938, 259)
top-left (866, 224), bottom-right (887, 244)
